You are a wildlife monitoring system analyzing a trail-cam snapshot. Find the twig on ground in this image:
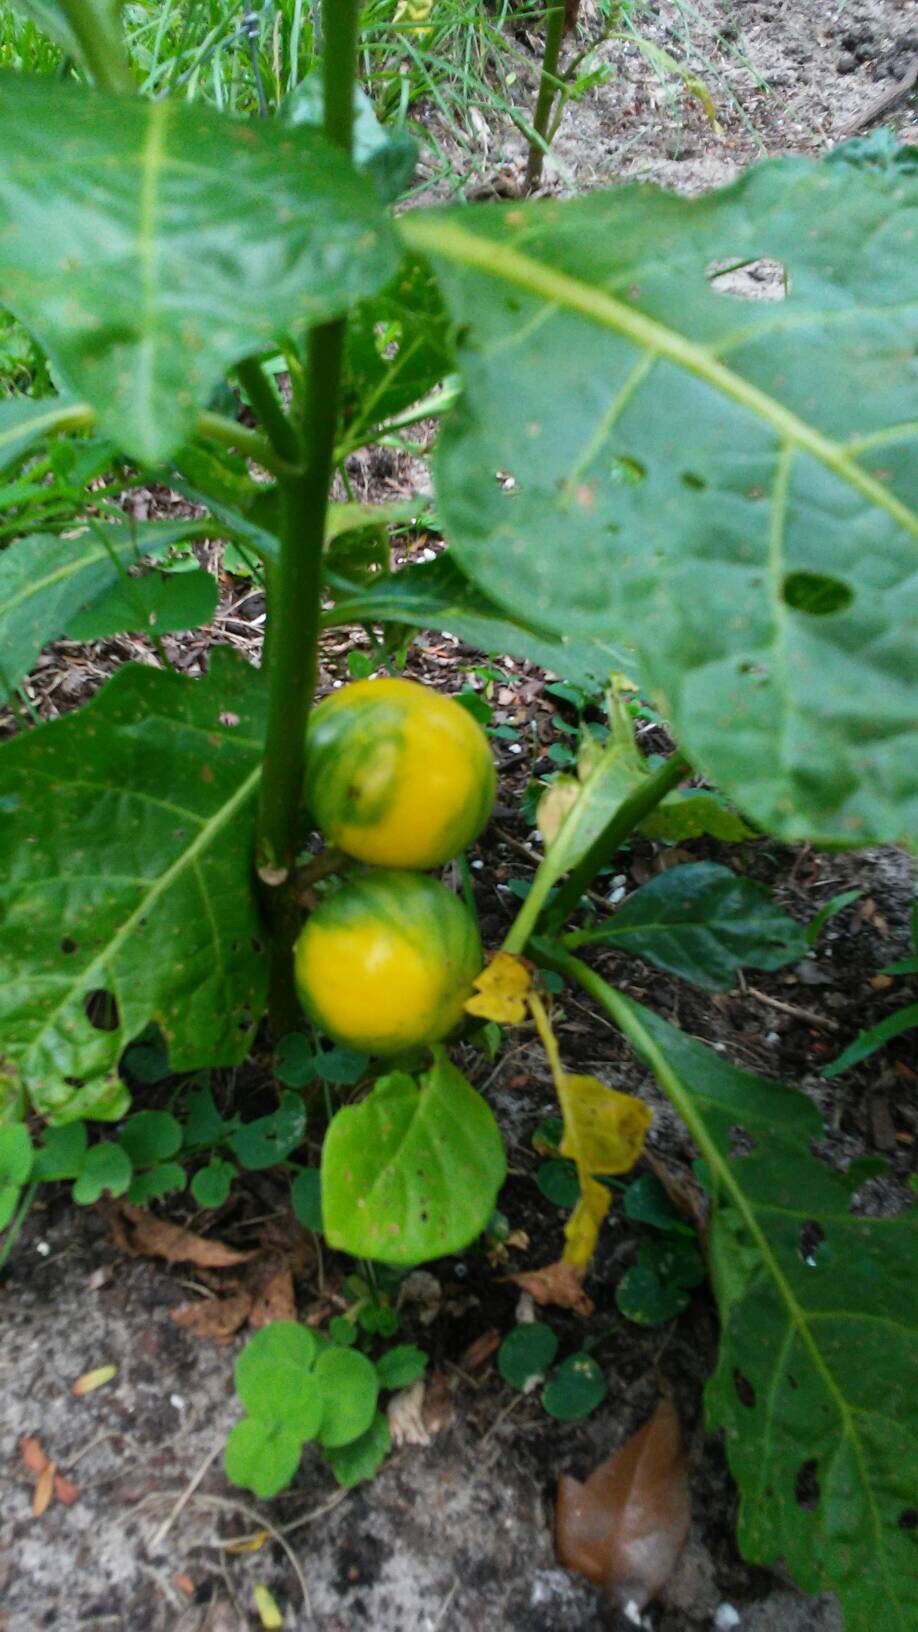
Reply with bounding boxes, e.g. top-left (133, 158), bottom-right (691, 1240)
top-left (745, 987), bottom-right (840, 1032)
top-left (837, 56), bottom-right (918, 138)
